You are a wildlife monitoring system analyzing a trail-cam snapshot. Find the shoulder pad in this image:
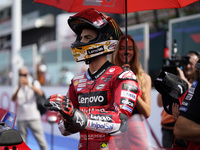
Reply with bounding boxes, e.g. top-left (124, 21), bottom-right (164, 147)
top-left (117, 70), bottom-right (137, 81)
